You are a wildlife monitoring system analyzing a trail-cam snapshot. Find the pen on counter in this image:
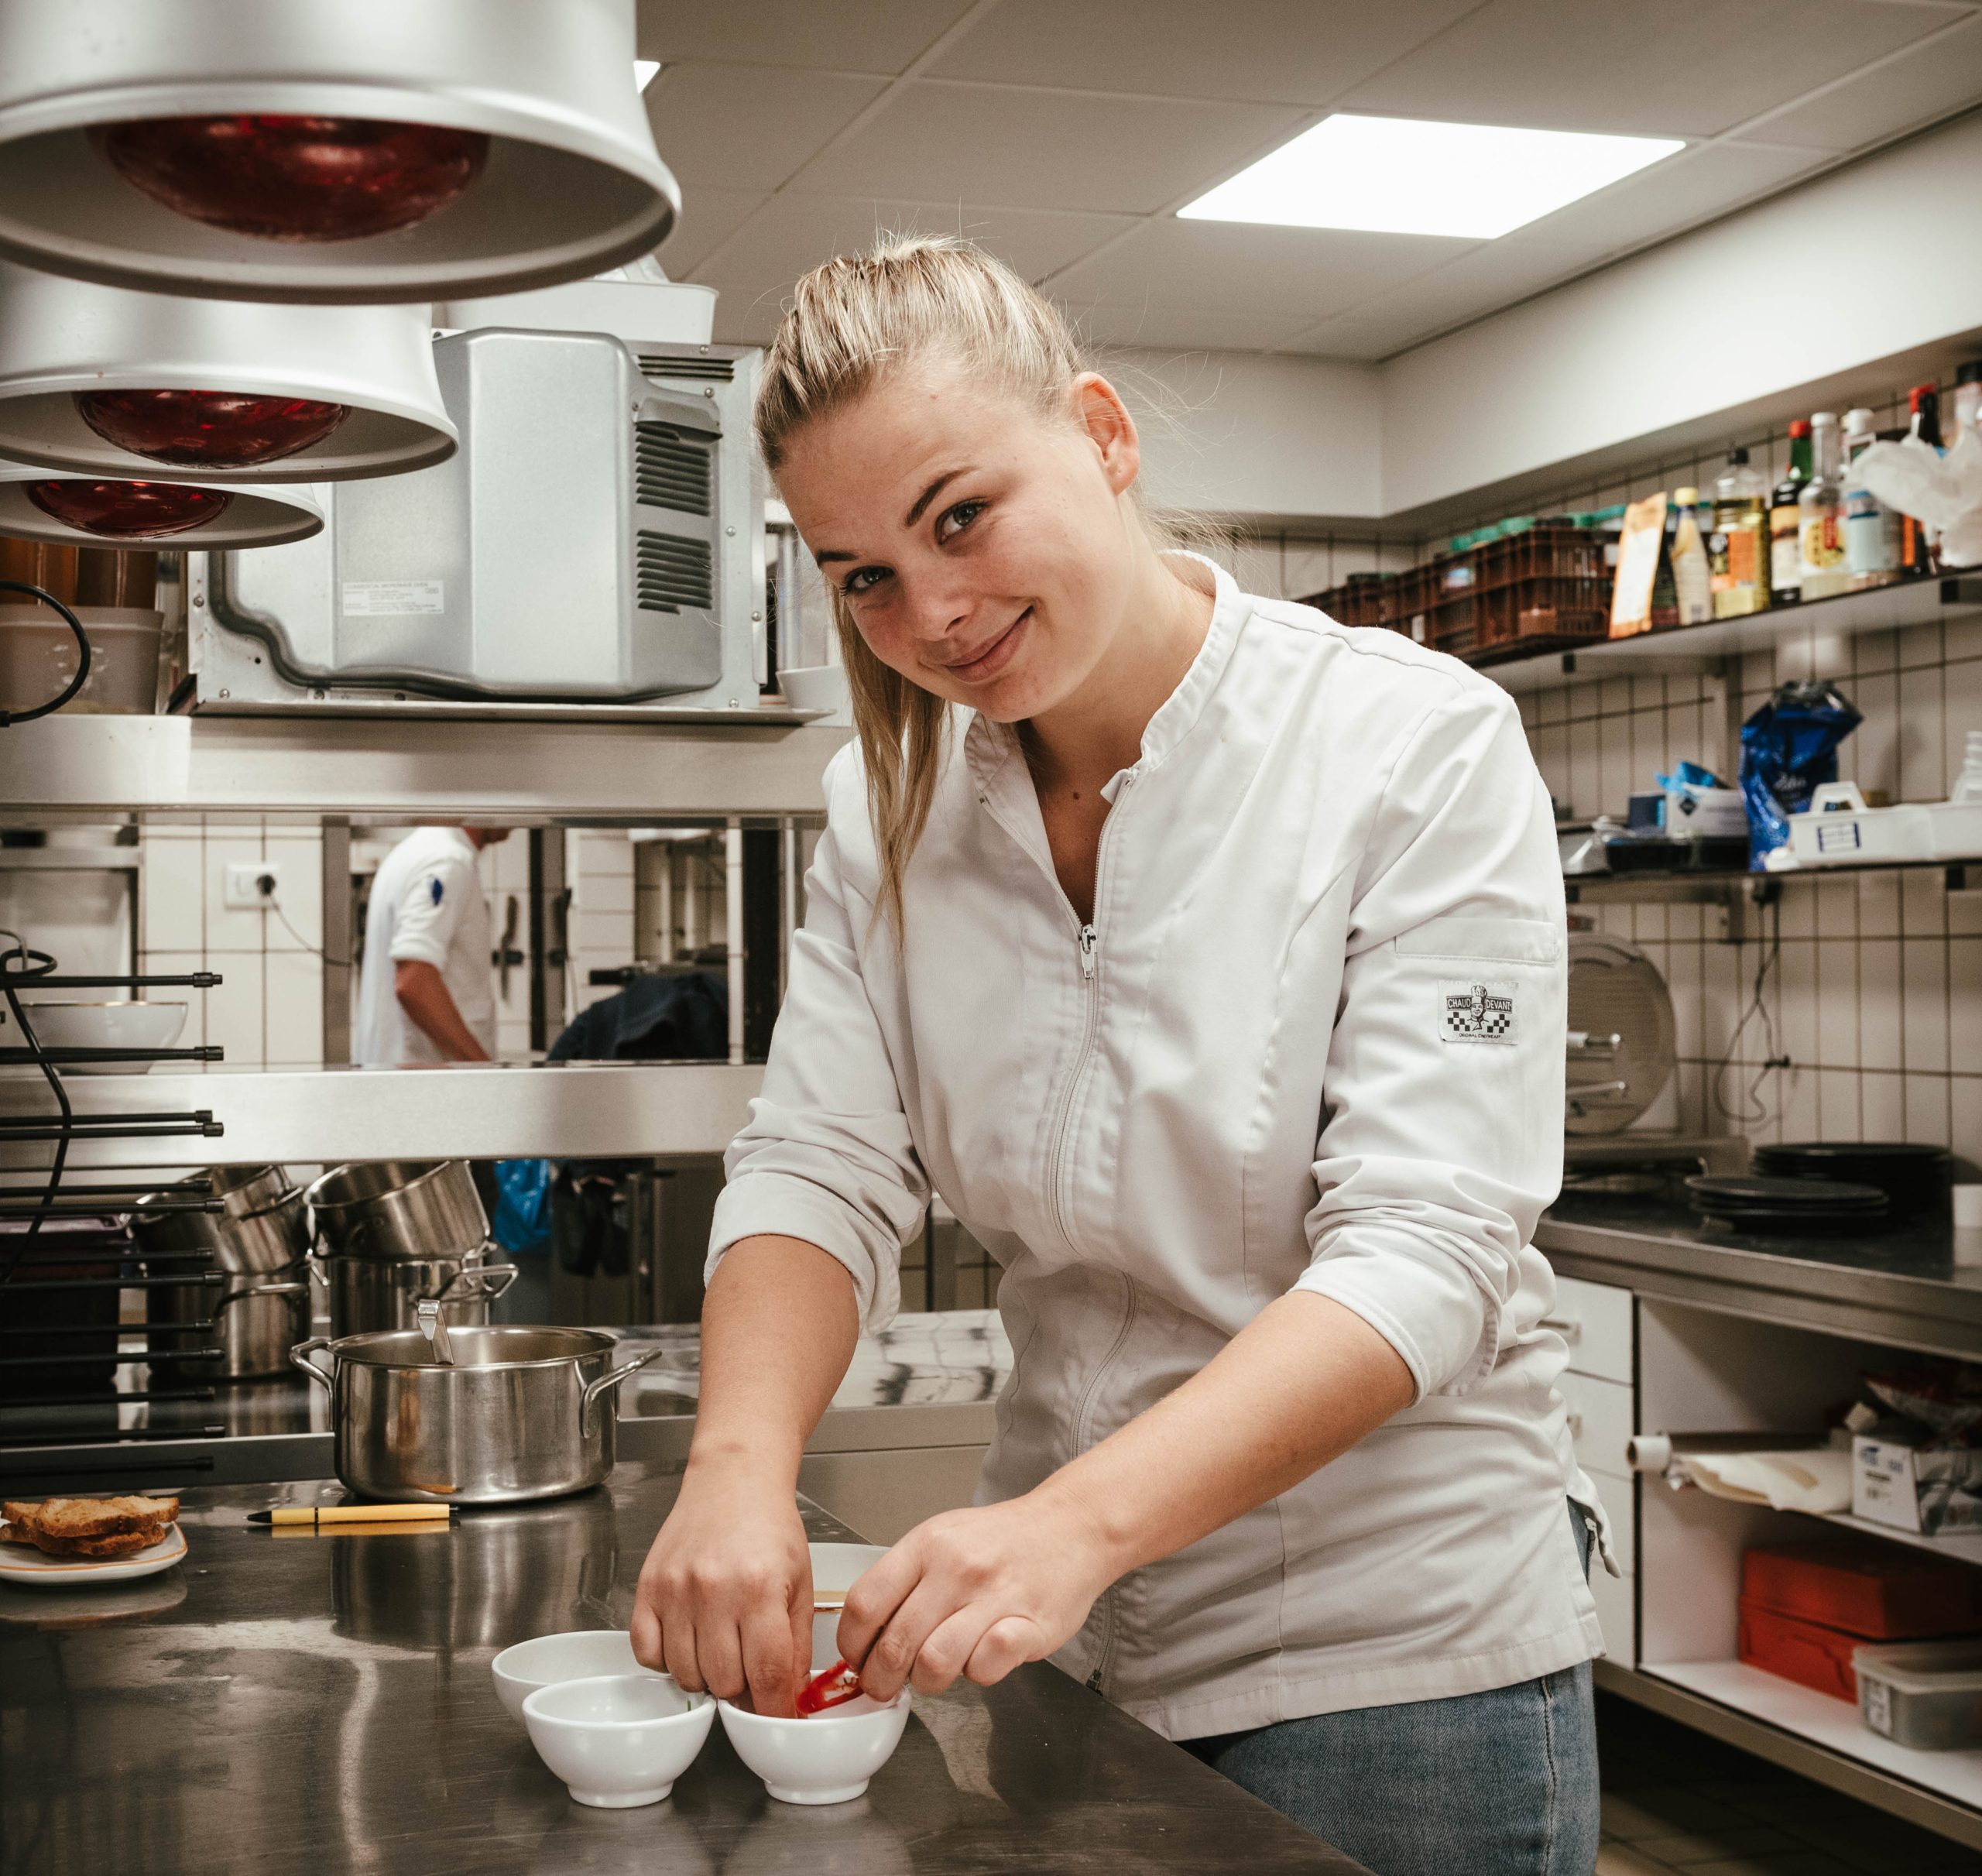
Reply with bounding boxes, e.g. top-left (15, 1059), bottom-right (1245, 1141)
top-left (251, 1504), bottom-right (455, 1526)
